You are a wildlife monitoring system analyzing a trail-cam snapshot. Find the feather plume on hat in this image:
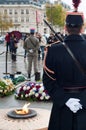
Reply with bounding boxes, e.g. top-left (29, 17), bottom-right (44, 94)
top-left (72, 0), bottom-right (81, 12)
